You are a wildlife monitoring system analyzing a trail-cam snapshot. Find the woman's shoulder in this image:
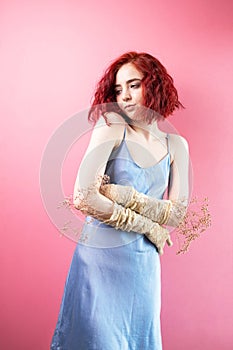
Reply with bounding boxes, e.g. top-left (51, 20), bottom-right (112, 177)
top-left (88, 113), bottom-right (126, 150)
top-left (168, 133), bottom-right (189, 148)
top-left (167, 133), bottom-right (189, 162)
